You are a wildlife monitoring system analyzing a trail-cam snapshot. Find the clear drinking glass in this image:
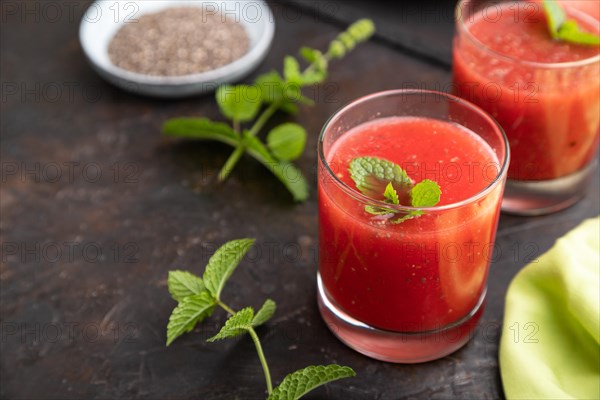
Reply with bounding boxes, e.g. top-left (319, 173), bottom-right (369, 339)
top-left (453, 0), bottom-right (600, 215)
top-left (317, 90), bottom-right (509, 363)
